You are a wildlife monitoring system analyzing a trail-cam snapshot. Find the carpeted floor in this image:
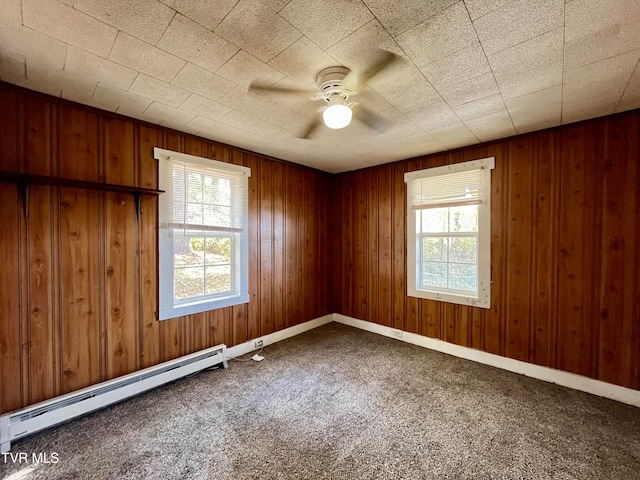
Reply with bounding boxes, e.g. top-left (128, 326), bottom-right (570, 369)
top-left (1, 322), bottom-right (639, 479)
